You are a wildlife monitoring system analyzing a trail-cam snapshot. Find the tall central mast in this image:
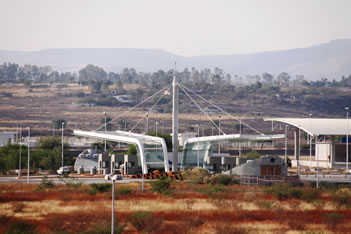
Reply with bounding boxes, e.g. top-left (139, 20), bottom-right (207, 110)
top-left (172, 63), bottom-right (179, 171)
